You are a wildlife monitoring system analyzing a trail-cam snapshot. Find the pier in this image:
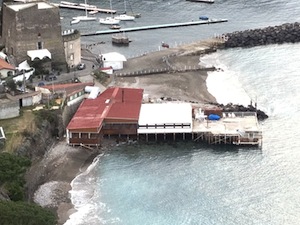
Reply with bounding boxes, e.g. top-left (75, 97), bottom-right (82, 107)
top-left (81, 19), bottom-right (228, 36)
top-left (53, 2), bottom-right (116, 14)
top-left (136, 105), bottom-right (263, 147)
